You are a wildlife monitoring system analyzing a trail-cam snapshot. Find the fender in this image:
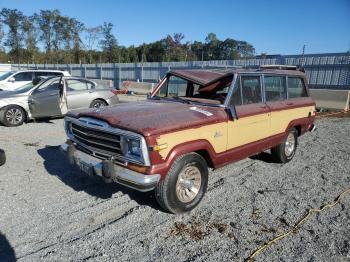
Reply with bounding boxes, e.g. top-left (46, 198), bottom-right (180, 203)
top-left (285, 115), bottom-right (315, 136)
top-left (148, 139), bottom-right (216, 179)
